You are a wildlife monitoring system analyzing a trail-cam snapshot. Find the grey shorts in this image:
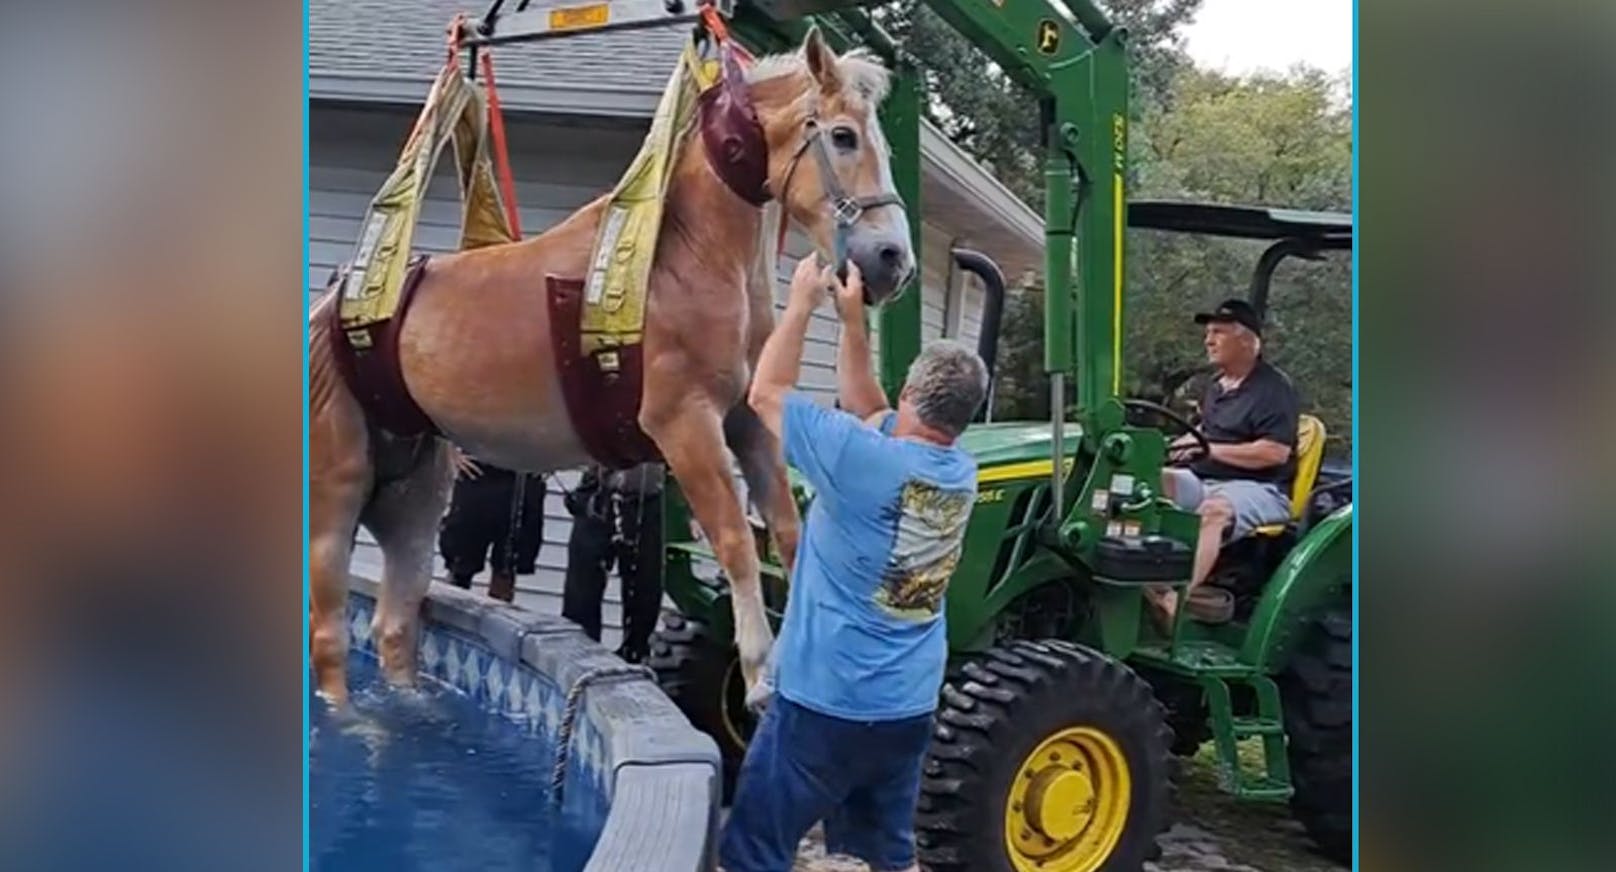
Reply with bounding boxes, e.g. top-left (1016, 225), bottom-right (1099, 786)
top-left (1164, 469), bottom-right (1291, 539)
